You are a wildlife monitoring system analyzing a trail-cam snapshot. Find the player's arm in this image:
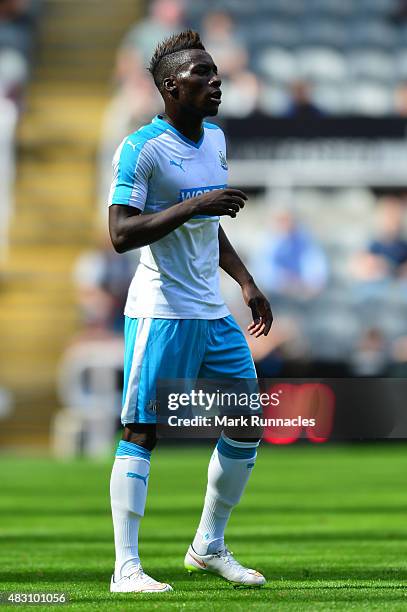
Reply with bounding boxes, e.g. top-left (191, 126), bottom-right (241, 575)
top-left (218, 225), bottom-right (273, 337)
top-left (109, 189), bottom-right (247, 253)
